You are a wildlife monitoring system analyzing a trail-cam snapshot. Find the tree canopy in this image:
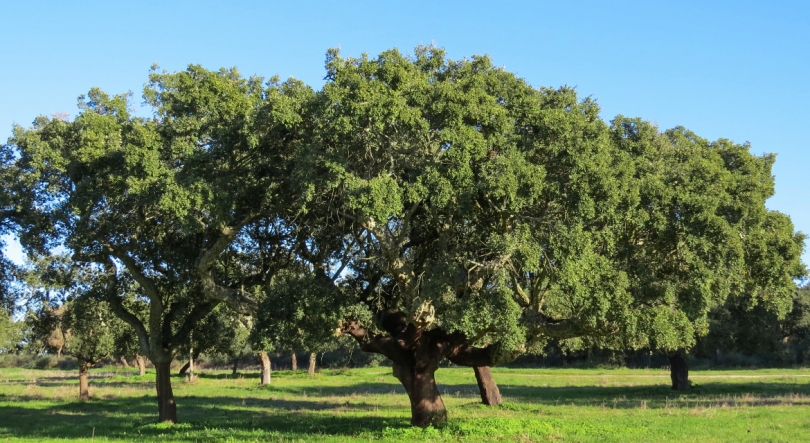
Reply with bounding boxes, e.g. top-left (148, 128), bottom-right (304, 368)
top-left (2, 46), bottom-right (805, 426)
